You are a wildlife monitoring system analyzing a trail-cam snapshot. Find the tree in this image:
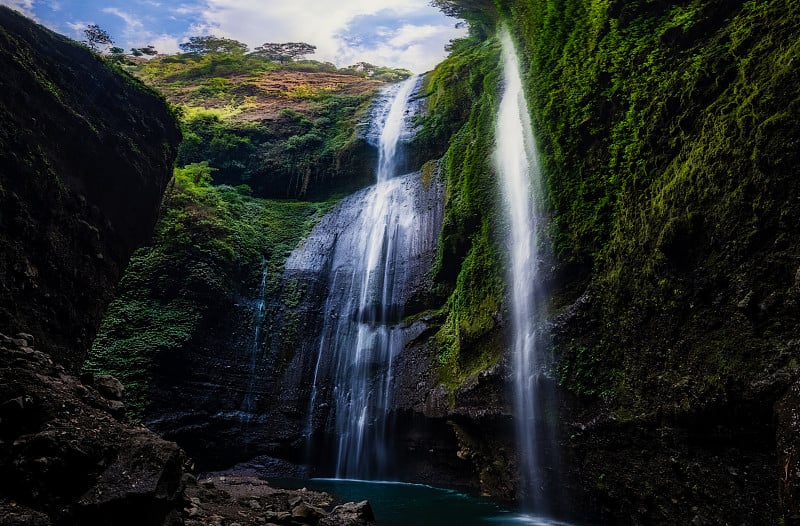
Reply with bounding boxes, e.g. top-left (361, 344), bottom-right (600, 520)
top-left (130, 45), bottom-right (158, 57)
top-left (82, 24), bottom-right (113, 53)
top-left (250, 42), bottom-right (316, 63)
top-left (428, 0), bottom-right (497, 34)
top-left (179, 35), bottom-right (248, 55)
top-left (108, 46), bottom-right (127, 63)
top-left (346, 62), bottom-right (378, 76)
